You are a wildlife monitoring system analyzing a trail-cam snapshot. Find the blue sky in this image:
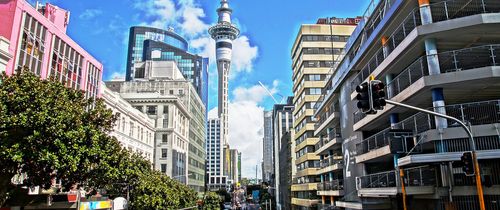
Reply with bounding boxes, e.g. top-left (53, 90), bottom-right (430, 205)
top-left (36, 0), bottom-right (370, 177)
